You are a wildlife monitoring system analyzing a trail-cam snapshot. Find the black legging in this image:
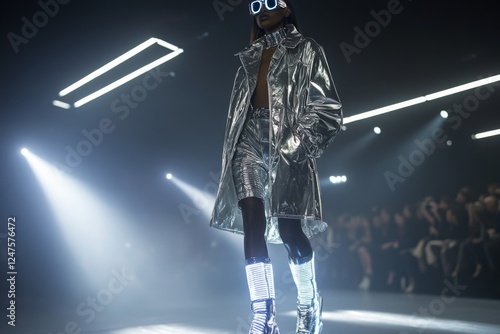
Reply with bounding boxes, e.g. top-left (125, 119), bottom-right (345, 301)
top-left (239, 197), bottom-right (312, 260)
top-left (278, 217), bottom-right (313, 260)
